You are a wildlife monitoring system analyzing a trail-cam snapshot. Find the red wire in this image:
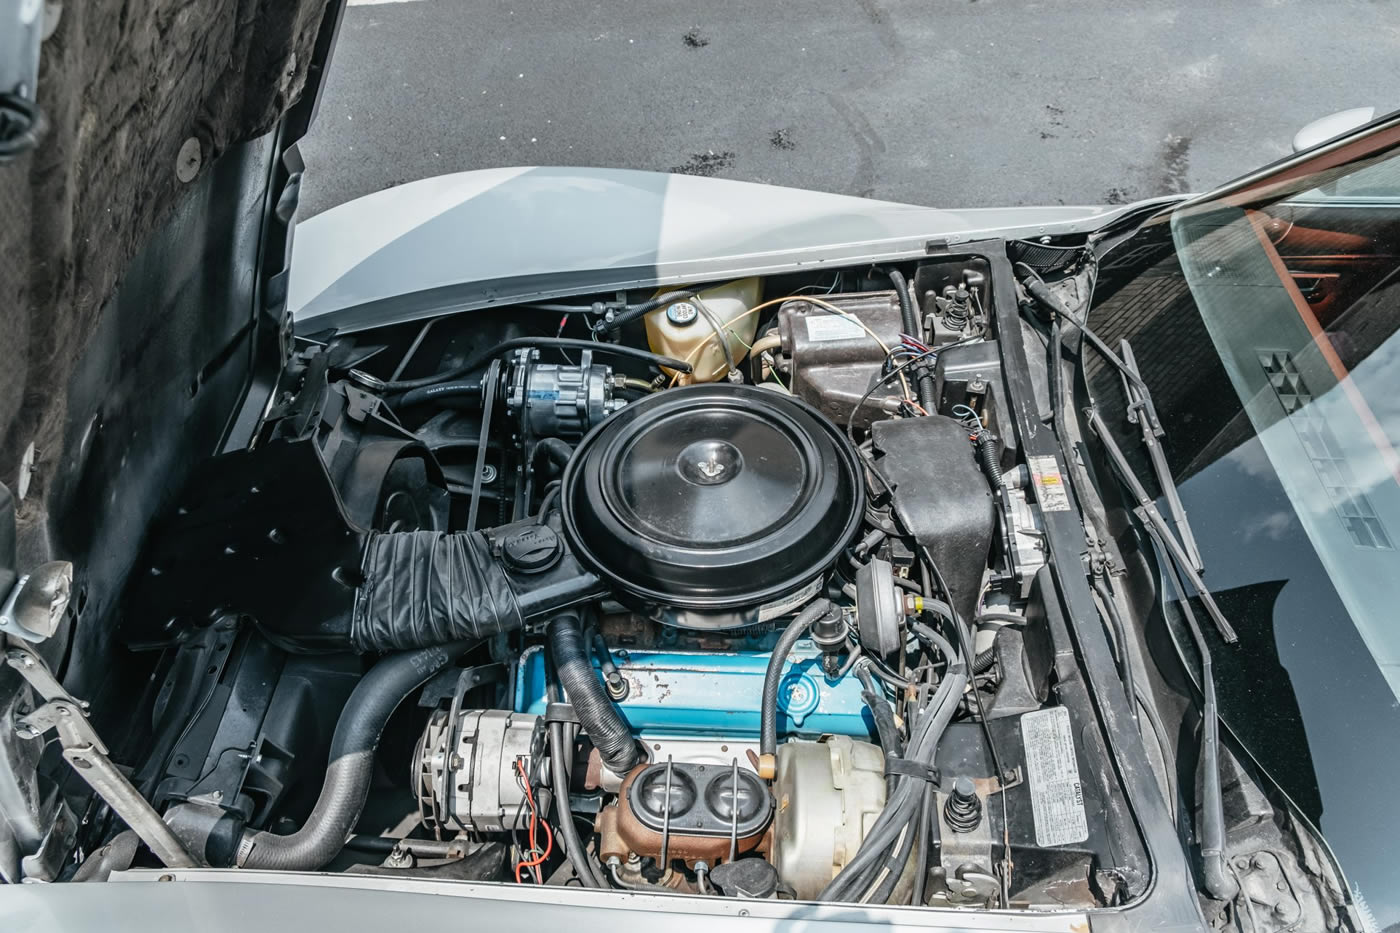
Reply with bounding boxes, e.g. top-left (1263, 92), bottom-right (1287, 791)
top-left (513, 758), bottom-right (554, 883)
